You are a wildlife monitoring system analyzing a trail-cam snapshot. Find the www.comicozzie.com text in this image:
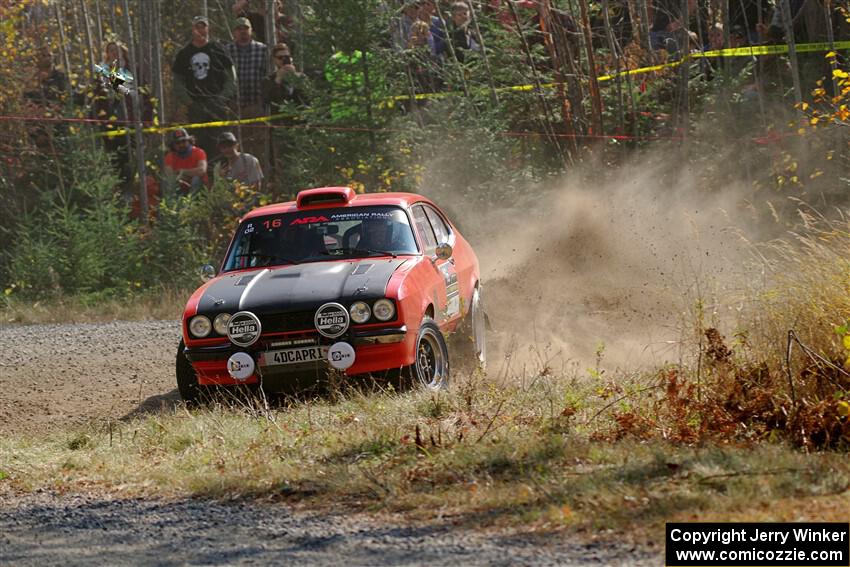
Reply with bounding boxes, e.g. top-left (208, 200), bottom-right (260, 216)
top-left (670, 526), bottom-right (848, 546)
